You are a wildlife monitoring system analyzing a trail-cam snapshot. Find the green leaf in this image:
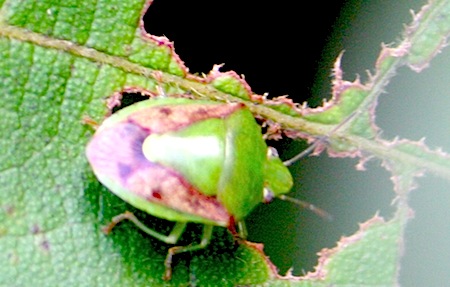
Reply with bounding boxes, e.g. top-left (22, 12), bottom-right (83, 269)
top-left (0, 1), bottom-right (277, 286)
